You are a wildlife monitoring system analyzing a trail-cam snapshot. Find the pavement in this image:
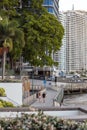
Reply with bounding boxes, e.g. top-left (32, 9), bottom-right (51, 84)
top-left (30, 87), bottom-right (87, 120)
top-left (30, 87), bottom-right (59, 108)
top-left (30, 80), bottom-right (87, 112)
